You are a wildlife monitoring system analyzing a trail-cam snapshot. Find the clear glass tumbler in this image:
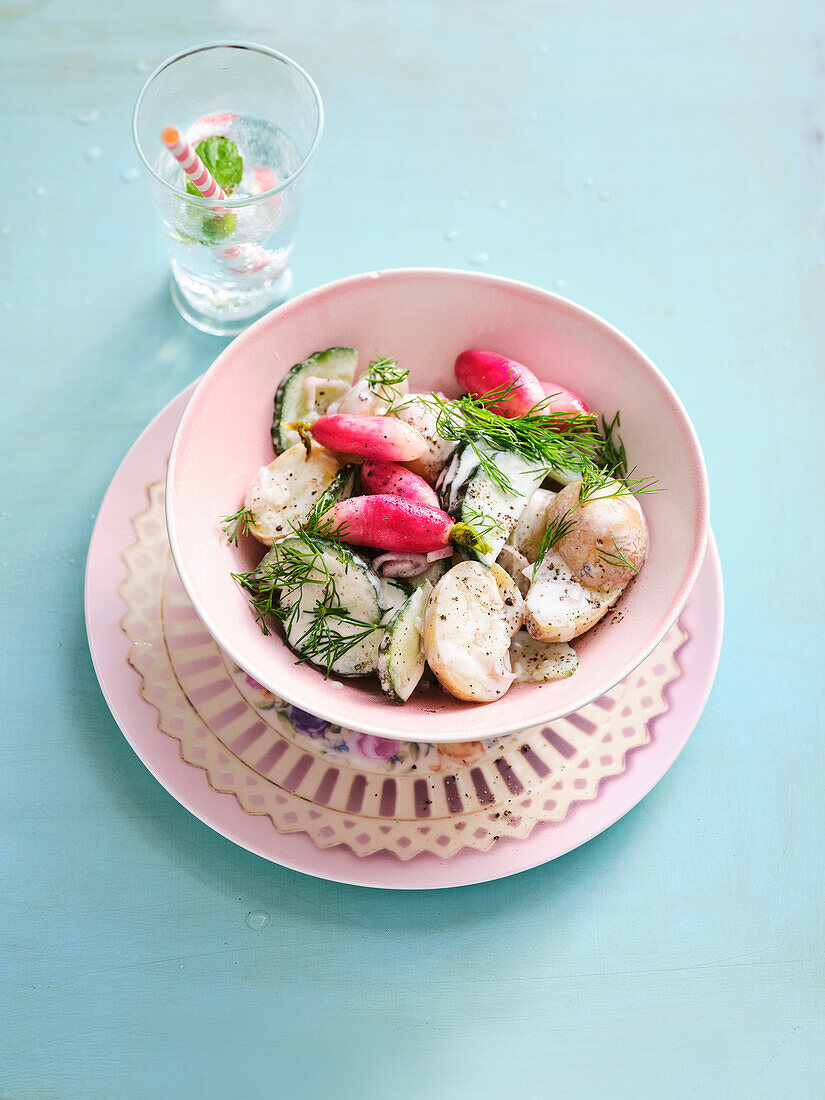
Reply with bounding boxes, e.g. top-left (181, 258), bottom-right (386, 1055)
top-left (133, 42), bottom-right (323, 335)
